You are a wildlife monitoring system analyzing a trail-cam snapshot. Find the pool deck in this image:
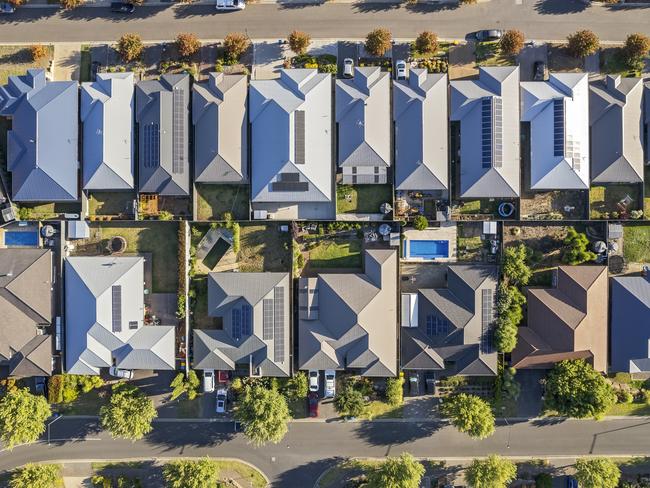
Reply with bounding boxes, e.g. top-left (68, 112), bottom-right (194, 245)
top-left (402, 224), bottom-right (457, 263)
